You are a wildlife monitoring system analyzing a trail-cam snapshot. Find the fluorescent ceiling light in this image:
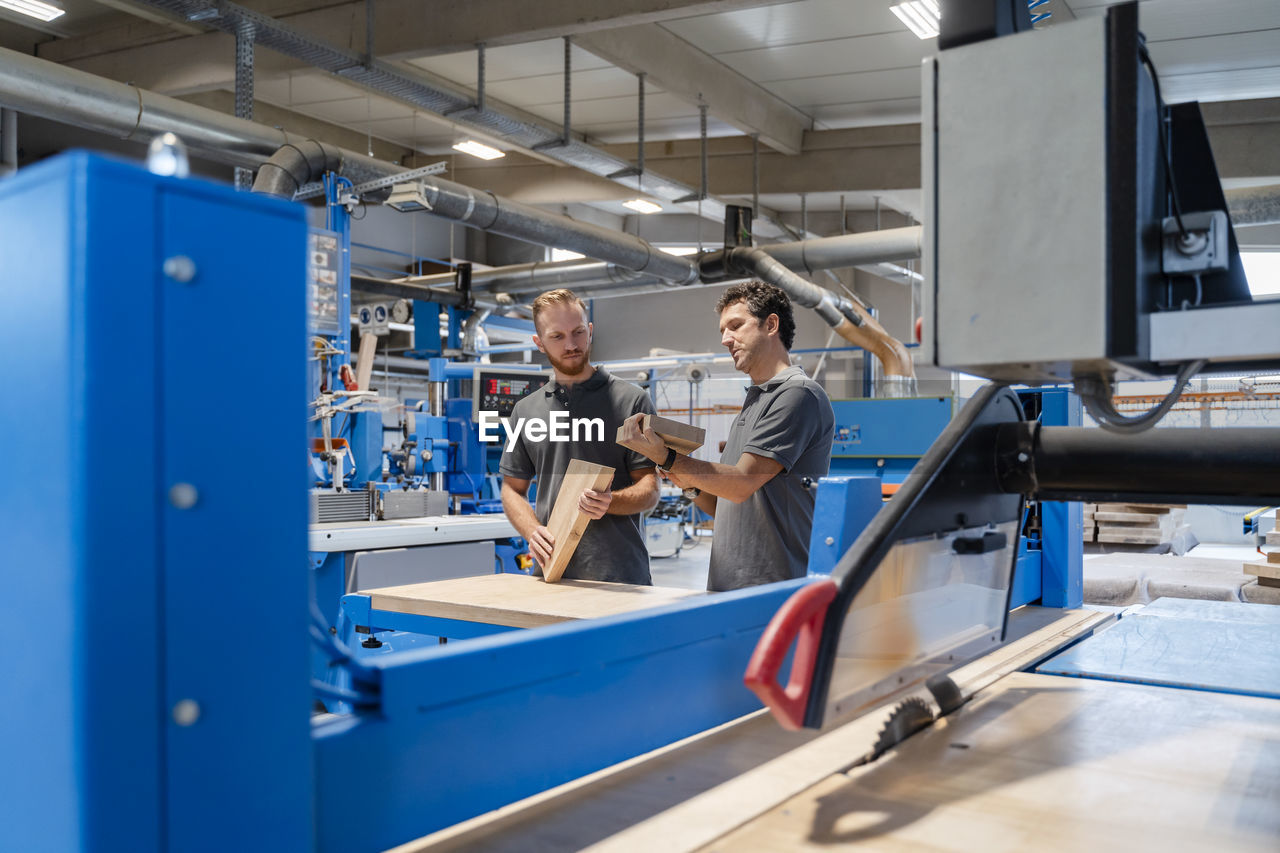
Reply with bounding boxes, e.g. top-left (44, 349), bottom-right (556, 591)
top-left (623, 199), bottom-right (662, 214)
top-left (890, 0), bottom-right (939, 40)
top-left (452, 140), bottom-right (505, 160)
top-left (1, 0), bottom-right (66, 21)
